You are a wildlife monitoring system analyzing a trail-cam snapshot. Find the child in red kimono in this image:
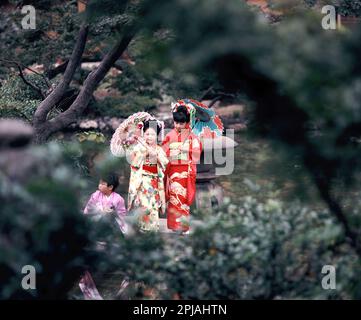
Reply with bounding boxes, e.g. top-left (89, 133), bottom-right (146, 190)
top-left (162, 105), bottom-right (202, 233)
